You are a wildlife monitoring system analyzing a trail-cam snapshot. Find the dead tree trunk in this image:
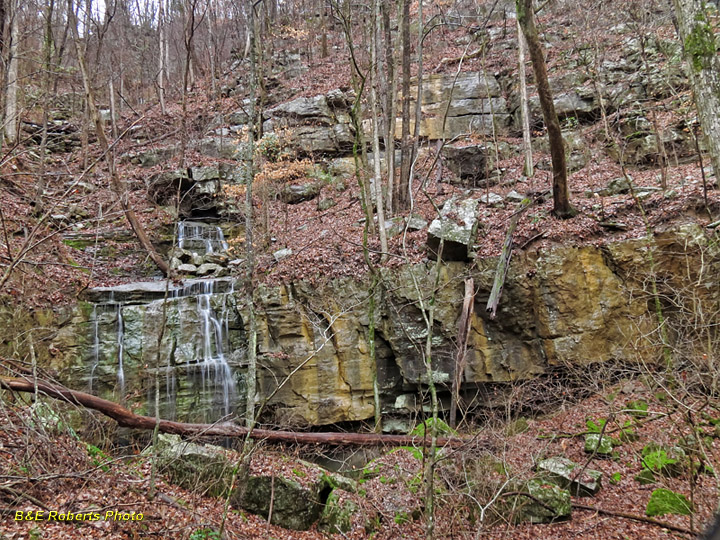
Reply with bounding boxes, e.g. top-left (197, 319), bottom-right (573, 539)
top-left (0, 377), bottom-right (468, 448)
top-left (517, 18), bottom-right (533, 178)
top-left (486, 198), bottom-right (532, 319)
top-left (4, 0), bottom-right (18, 144)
